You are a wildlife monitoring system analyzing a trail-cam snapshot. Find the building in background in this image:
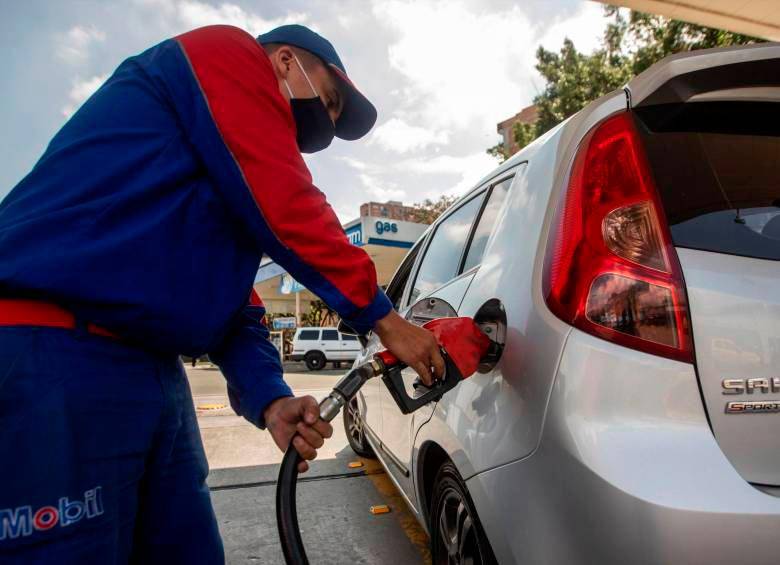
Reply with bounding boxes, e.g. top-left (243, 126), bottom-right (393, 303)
top-left (496, 104), bottom-right (538, 158)
top-left (254, 201), bottom-right (429, 322)
top-left (359, 200), bottom-right (417, 222)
